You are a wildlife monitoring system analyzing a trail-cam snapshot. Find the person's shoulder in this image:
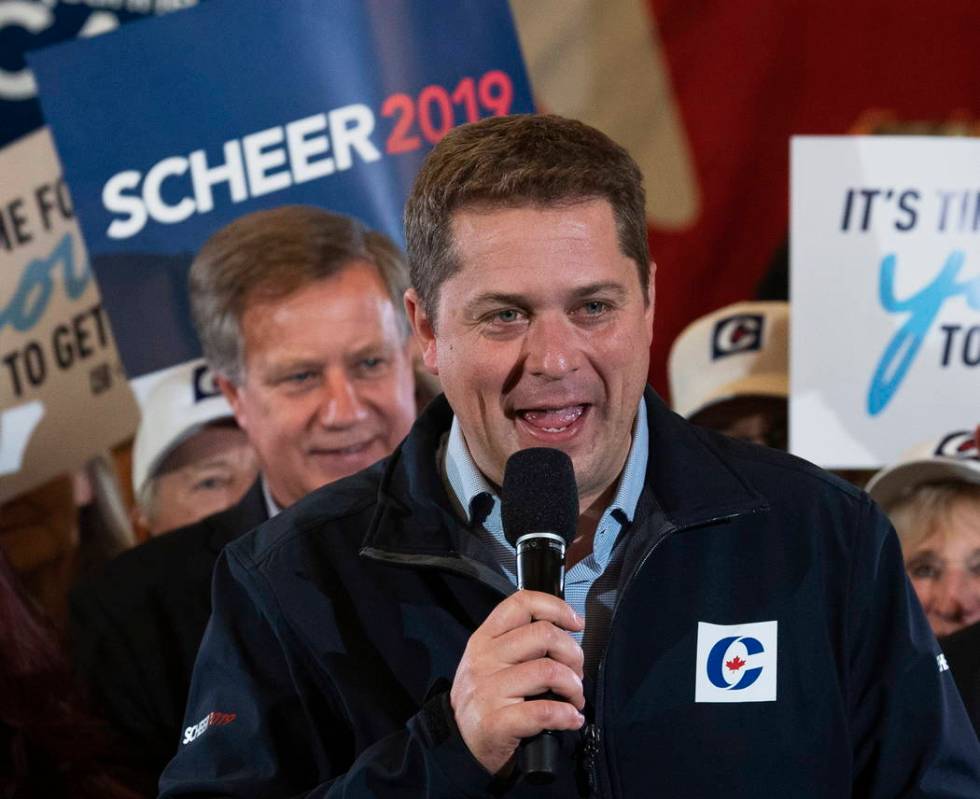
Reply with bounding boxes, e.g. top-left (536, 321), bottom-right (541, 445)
top-left (647, 391), bottom-right (865, 512)
top-left (72, 517), bottom-right (211, 604)
top-left (227, 458), bottom-right (387, 571)
top-left (71, 486), bottom-right (263, 608)
top-left (702, 425), bottom-right (864, 504)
